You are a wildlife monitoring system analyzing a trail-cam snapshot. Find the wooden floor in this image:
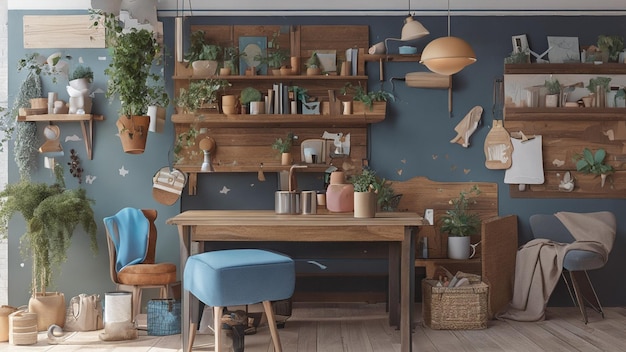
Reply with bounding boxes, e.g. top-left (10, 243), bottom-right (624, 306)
top-left (3, 302), bottom-right (626, 351)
